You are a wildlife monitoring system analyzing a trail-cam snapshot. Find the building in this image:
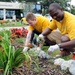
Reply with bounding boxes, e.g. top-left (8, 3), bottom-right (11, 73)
top-left (23, 2), bottom-right (42, 16)
top-left (0, 2), bottom-right (25, 20)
